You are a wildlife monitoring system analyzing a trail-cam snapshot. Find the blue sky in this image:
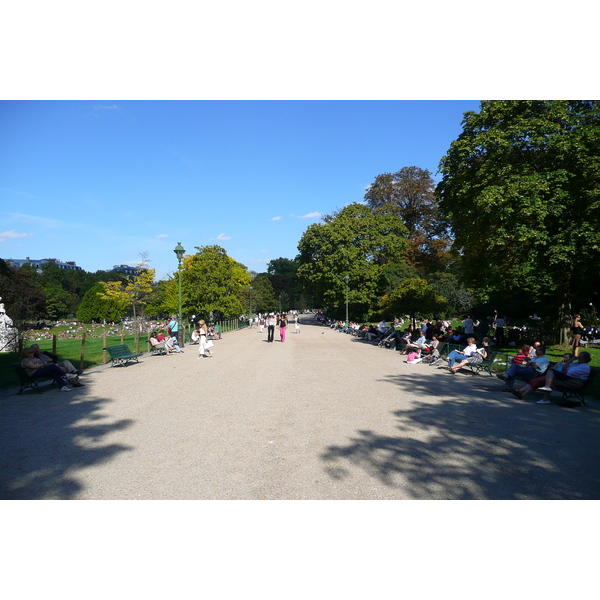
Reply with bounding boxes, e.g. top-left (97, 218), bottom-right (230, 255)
top-left (0, 100), bottom-right (481, 280)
